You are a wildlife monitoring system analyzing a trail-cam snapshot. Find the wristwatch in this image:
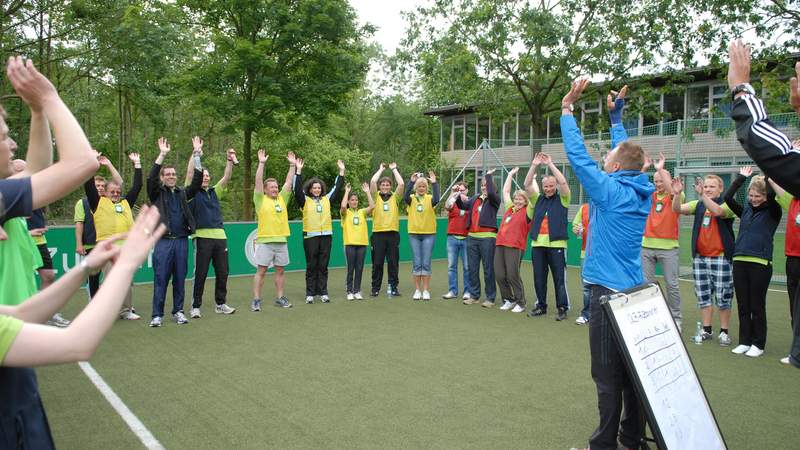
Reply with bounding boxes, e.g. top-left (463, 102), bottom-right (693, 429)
top-left (562, 103), bottom-right (574, 113)
top-left (731, 83), bottom-right (755, 101)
